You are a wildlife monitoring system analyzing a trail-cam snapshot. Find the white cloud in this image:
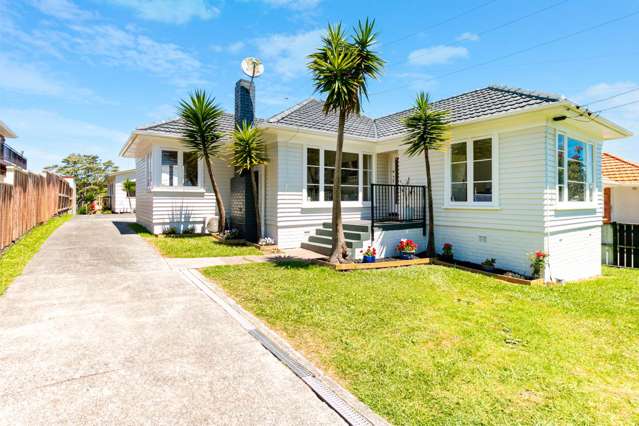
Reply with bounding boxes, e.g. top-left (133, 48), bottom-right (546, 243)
top-left (146, 103), bottom-right (178, 121)
top-left (210, 41), bottom-right (245, 54)
top-left (105, 0), bottom-right (220, 24)
top-left (0, 108), bottom-right (130, 171)
top-left (28, 0), bottom-right (96, 21)
top-left (256, 29), bottom-right (323, 79)
top-left (259, 0), bottom-right (320, 10)
top-left (408, 45), bottom-right (469, 66)
top-left (457, 32), bottom-right (479, 42)
top-left (395, 72), bottom-right (438, 91)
